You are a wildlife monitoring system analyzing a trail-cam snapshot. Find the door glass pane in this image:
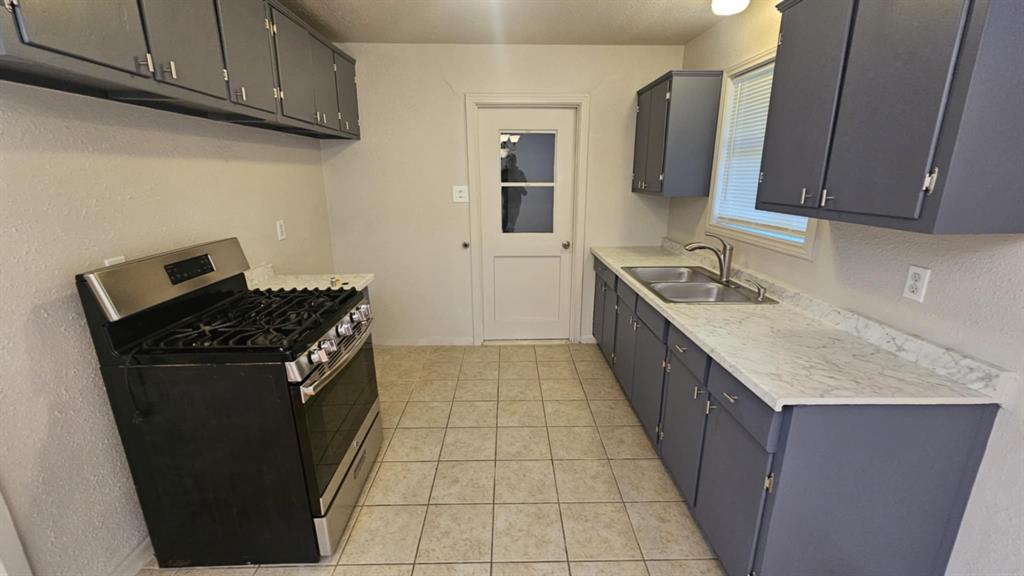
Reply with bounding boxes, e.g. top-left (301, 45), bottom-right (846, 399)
top-left (501, 133), bottom-right (555, 183)
top-left (502, 186), bottom-right (553, 233)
